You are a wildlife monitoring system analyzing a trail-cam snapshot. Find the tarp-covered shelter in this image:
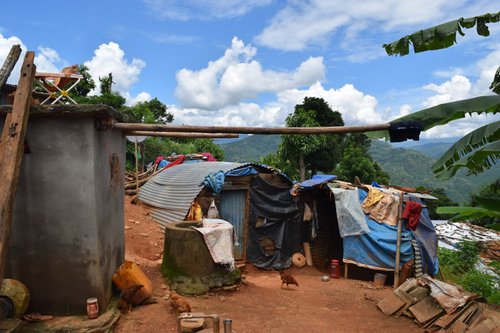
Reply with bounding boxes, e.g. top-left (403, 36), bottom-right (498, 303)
top-left (139, 162), bottom-right (302, 269)
top-left (296, 175), bottom-right (438, 277)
